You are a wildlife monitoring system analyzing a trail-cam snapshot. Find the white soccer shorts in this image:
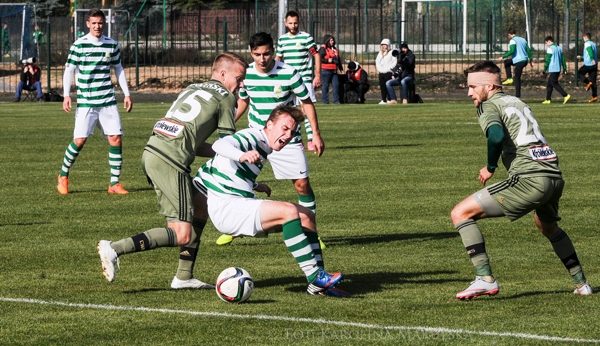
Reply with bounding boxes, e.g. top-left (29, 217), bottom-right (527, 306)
top-left (267, 142), bottom-right (309, 180)
top-left (73, 105), bottom-right (122, 138)
top-left (294, 82), bottom-right (316, 105)
top-left (207, 191), bottom-right (266, 237)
